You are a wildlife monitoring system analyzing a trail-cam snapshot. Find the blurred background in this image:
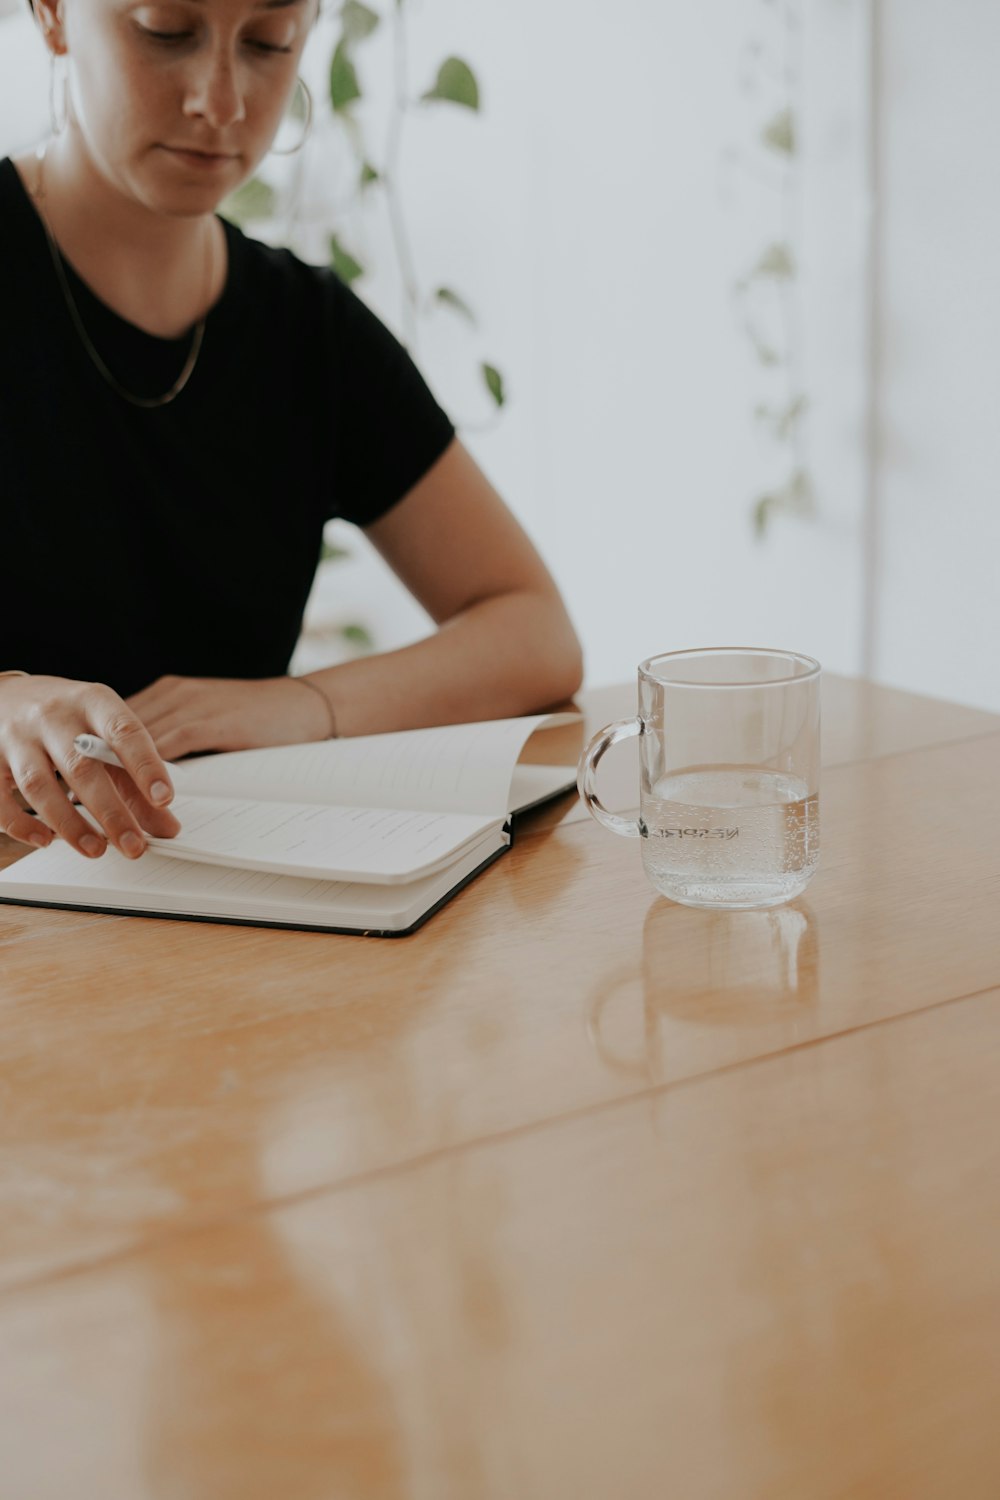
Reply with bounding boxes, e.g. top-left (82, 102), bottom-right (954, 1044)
top-left (2, 0), bottom-right (997, 710)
